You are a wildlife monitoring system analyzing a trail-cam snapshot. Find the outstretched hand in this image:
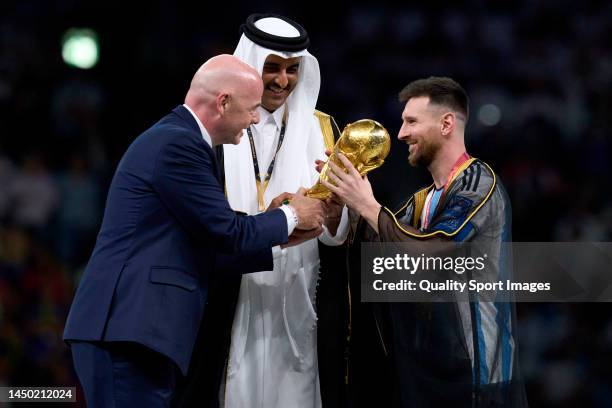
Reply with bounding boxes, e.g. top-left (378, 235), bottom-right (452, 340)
top-left (282, 225), bottom-right (324, 248)
top-left (290, 187), bottom-right (325, 230)
top-left (321, 153), bottom-right (381, 232)
top-left (314, 149), bottom-right (332, 173)
top-left (267, 192), bottom-right (294, 212)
